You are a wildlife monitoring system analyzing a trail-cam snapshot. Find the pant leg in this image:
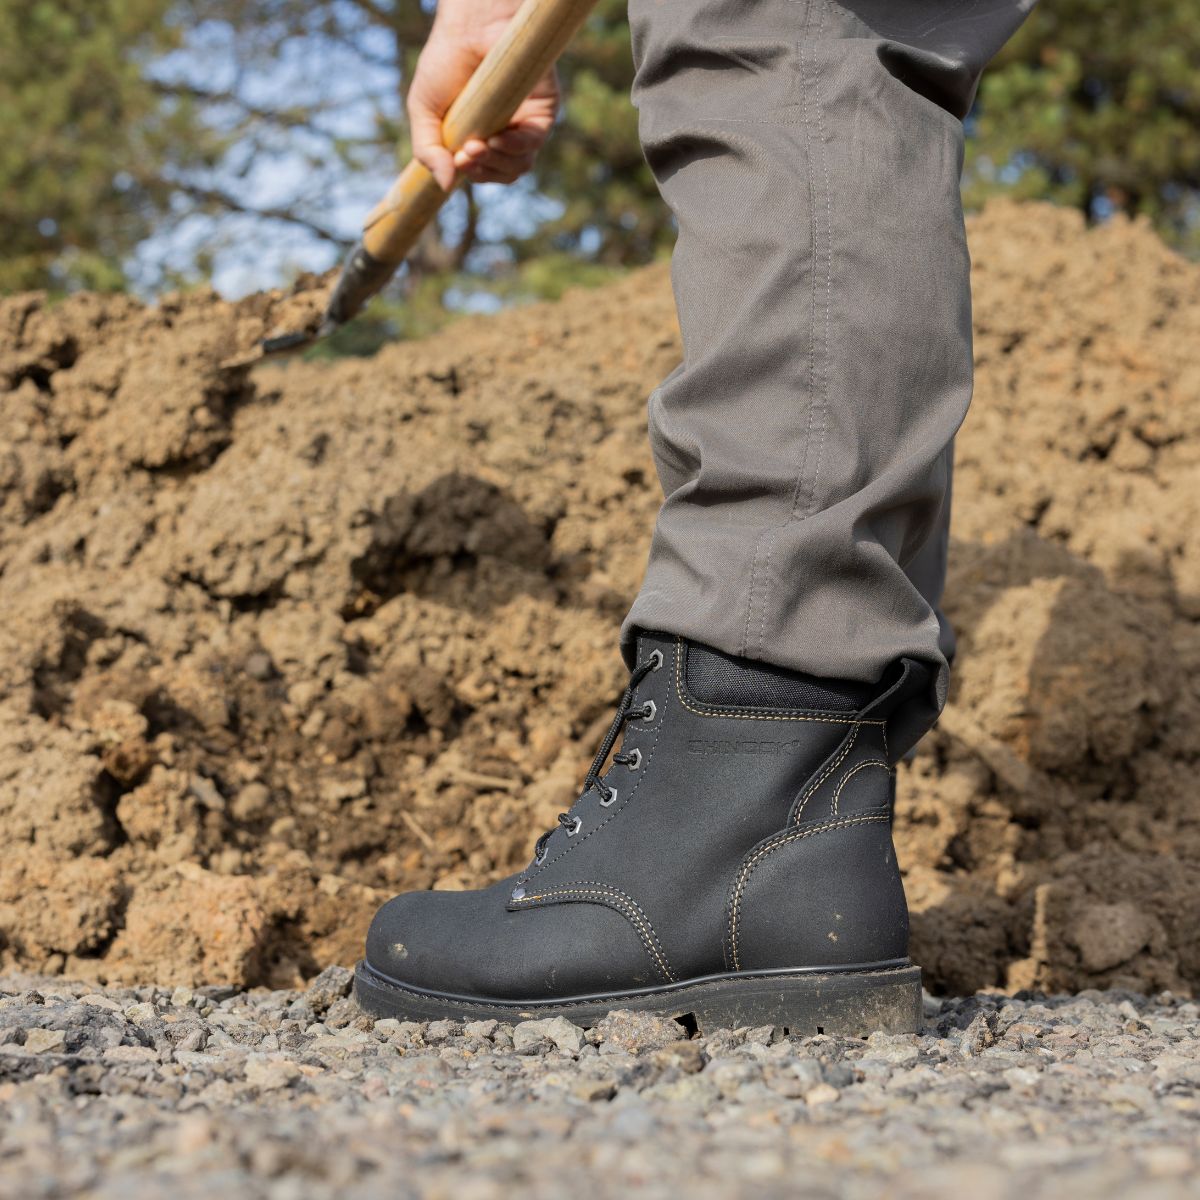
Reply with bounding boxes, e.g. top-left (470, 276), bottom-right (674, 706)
top-left (621, 0), bottom-right (1035, 737)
